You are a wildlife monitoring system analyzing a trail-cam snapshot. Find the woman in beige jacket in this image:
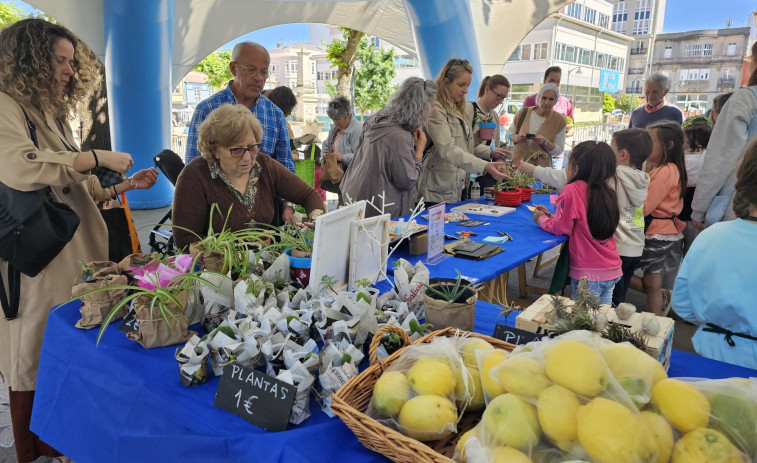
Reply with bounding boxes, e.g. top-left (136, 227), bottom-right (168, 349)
top-left (416, 59), bottom-right (507, 205)
top-left (0, 19), bottom-right (149, 462)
